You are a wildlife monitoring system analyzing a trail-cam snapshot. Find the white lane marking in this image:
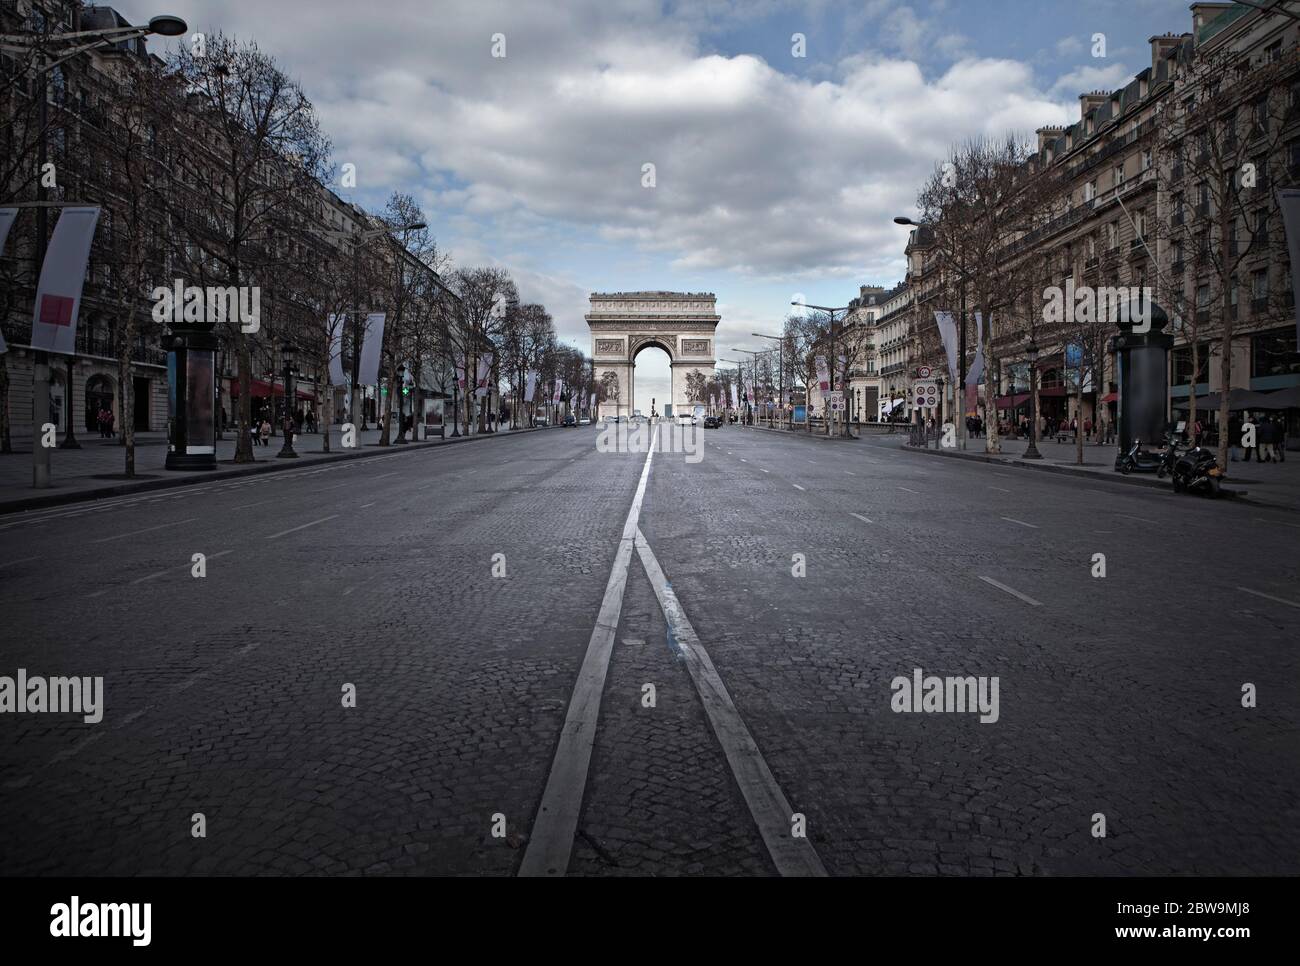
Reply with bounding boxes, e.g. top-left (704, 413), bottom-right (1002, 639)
top-left (132, 569), bottom-right (169, 585)
top-left (634, 527), bottom-right (827, 877)
top-left (520, 430), bottom-right (658, 878)
top-left (897, 485), bottom-right (918, 494)
top-left (979, 576), bottom-right (1042, 607)
top-left (360, 502), bottom-right (376, 509)
top-left (792, 484), bottom-right (806, 491)
top-left (989, 486), bottom-right (1011, 493)
top-left (85, 589), bottom-right (108, 598)
top-left (740, 458), bottom-right (748, 463)
top-left (265, 514), bottom-right (339, 540)
top-left (342, 586), bottom-right (355, 596)
top-left (1253, 517), bottom-right (1300, 530)
top-left (233, 500), bottom-right (277, 510)
top-left (761, 469), bottom-right (770, 473)
top-left (91, 518), bottom-right (198, 544)
top-left (1116, 513), bottom-right (1158, 525)
top-left (130, 548), bottom-right (233, 585)
top-left (0, 555), bottom-right (39, 569)
top-left (1237, 586), bottom-right (1300, 609)
top-left (1001, 516), bottom-right (1039, 529)
top-left (850, 513), bottom-right (873, 524)
top-left (844, 470), bottom-right (856, 475)
top-left (807, 459), bottom-right (817, 463)
top-left (371, 471), bottom-right (397, 480)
